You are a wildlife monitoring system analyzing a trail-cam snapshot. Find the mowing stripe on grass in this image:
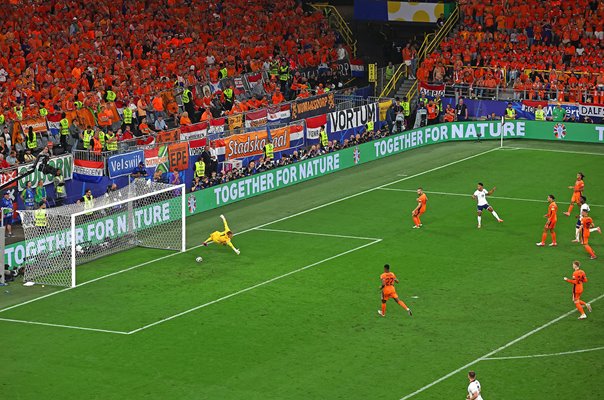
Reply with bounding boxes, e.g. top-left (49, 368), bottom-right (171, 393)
top-left (0, 317), bottom-right (129, 335)
top-left (255, 228), bottom-right (381, 241)
top-left (505, 146), bottom-right (604, 156)
top-left (378, 188), bottom-right (604, 207)
top-left (398, 292), bottom-right (604, 400)
top-left (126, 239), bottom-right (382, 335)
top-left (483, 345), bottom-right (604, 361)
top-left (0, 147), bottom-right (499, 316)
